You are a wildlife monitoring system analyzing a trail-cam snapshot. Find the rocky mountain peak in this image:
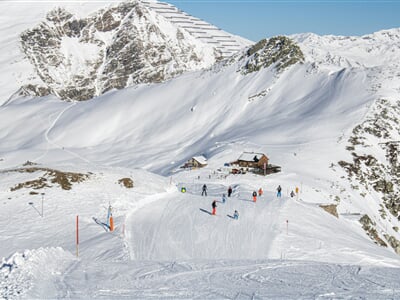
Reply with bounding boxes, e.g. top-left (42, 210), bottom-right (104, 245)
top-left (239, 36), bottom-right (304, 74)
top-left (19, 0), bottom-right (251, 101)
